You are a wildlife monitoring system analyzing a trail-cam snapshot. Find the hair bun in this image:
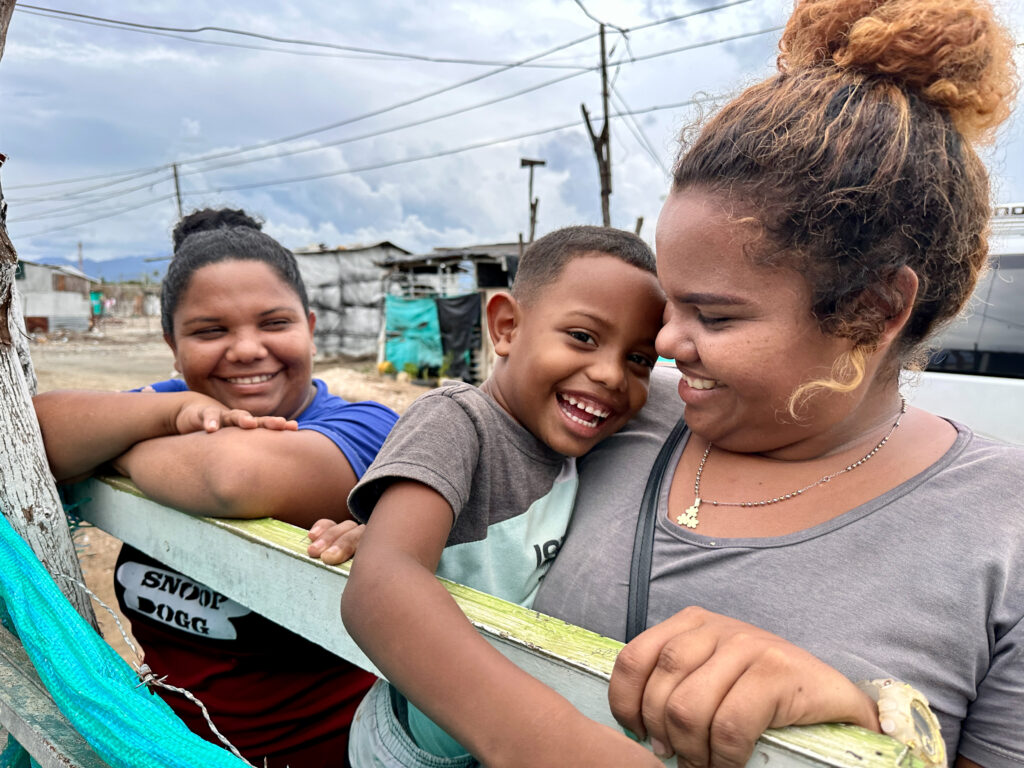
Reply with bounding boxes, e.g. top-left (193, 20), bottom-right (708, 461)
top-left (172, 207), bottom-right (263, 251)
top-left (778, 0), bottom-right (1017, 141)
